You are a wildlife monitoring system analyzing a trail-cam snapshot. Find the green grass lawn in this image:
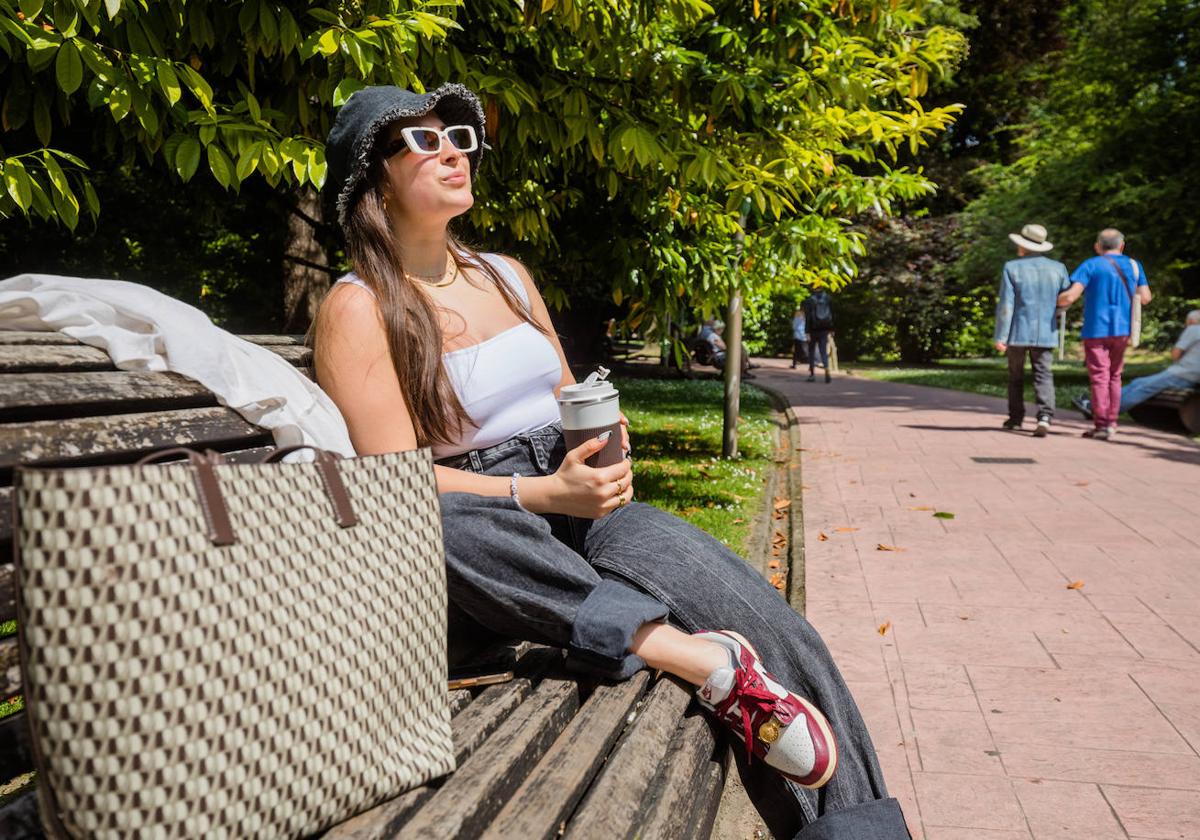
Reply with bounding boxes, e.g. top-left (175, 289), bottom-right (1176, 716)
top-left (849, 352), bottom-right (1171, 419)
top-left (616, 377), bottom-right (778, 552)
